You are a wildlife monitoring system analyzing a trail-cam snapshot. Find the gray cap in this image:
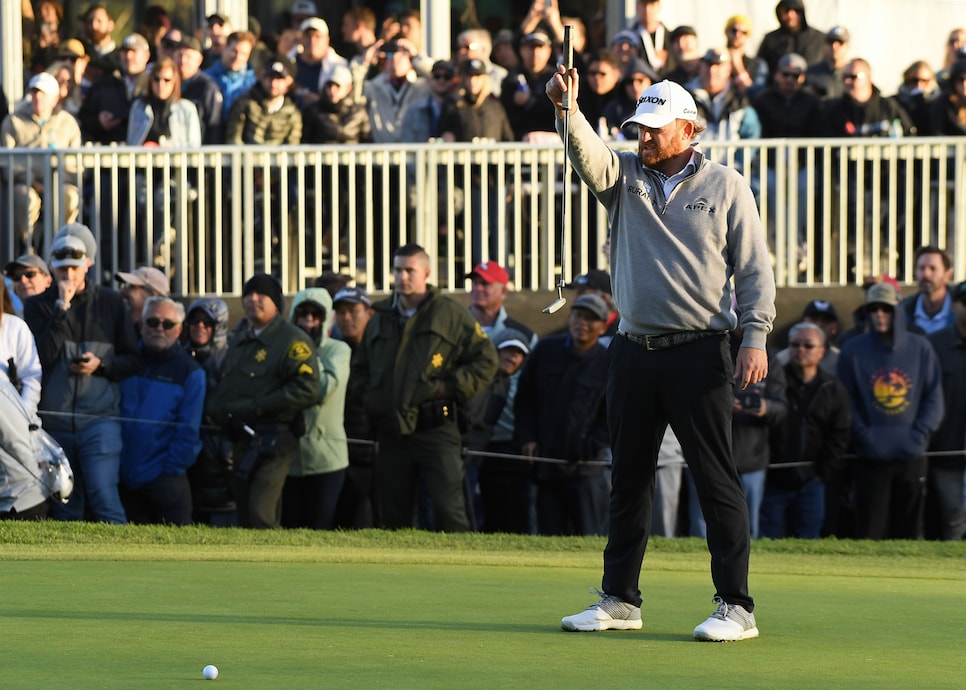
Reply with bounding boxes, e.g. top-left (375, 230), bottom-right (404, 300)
top-left (777, 53), bottom-right (808, 74)
top-left (826, 26), bottom-right (850, 43)
top-left (865, 282), bottom-right (899, 307)
top-left (572, 293), bottom-right (609, 321)
top-left (4, 254), bottom-right (50, 277)
top-left (521, 31), bottom-right (552, 47)
top-left (116, 266), bottom-right (170, 296)
top-left (55, 223), bottom-right (97, 262)
top-left (492, 327), bottom-right (531, 355)
top-left (49, 235), bottom-right (89, 269)
top-left (332, 286), bottom-right (371, 307)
